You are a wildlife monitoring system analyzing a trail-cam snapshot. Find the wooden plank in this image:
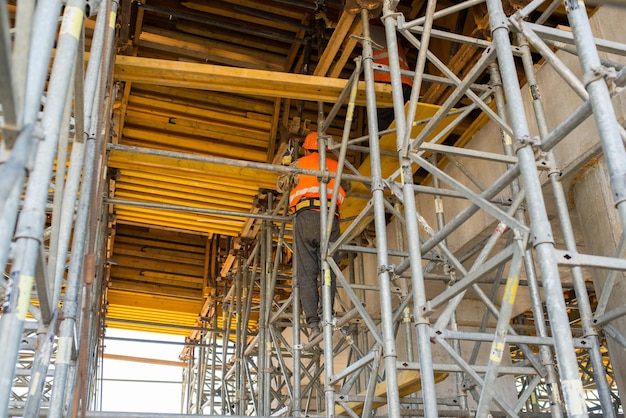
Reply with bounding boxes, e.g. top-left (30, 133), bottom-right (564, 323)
top-left (113, 237), bottom-right (205, 255)
top-left (329, 18), bottom-right (363, 78)
top-left (118, 169), bottom-right (260, 198)
top-left (137, 30), bottom-right (284, 71)
top-left (107, 148), bottom-right (279, 189)
top-left (113, 202), bottom-right (248, 226)
top-left (113, 210), bottom-right (244, 236)
top-left (116, 220), bottom-right (209, 237)
top-left (123, 112), bottom-right (269, 148)
top-left (109, 281), bottom-right (204, 300)
top-left (114, 55), bottom-right (395, 107)
top-left (113, 185), bottom-right (253, 211)
top-left (111, 254), bottom-right (205, 276)
top-left (214, 0), bottom-right (306, 20)
top-left (176, 22), bottom-right (290, 56)
top-left (111, 266), bottom-right (204, 285)
top-left (120, 129), bottom-right (268, 162)
top-left (111, 162), bottom-right (263, 191)
top-left (116, 176), bottom-right (256, 206)
top-left (114, 224), bottom-right (208, 246)
top-left (119, 136), bottom-right (265, 163)
top-left (127, 95), bottom-right (273, 131)
top-left (113, 245), bottom-right (206, 264)
top-left (182, 1), bottom-right (301, 32)
top-left (314, 11), bottom-right (357, 77)
top-left (107, 289), bottom-right (205, 313)
top-left (131, 83), bottom-right (276, 115)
